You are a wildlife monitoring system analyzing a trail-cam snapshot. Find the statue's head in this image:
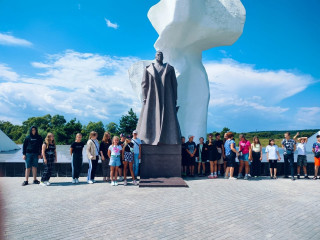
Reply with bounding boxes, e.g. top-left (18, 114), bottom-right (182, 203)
top-left (155, 51), bottom-right (164, 62)
top-left (148, 0), bottom-right (246, 52)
